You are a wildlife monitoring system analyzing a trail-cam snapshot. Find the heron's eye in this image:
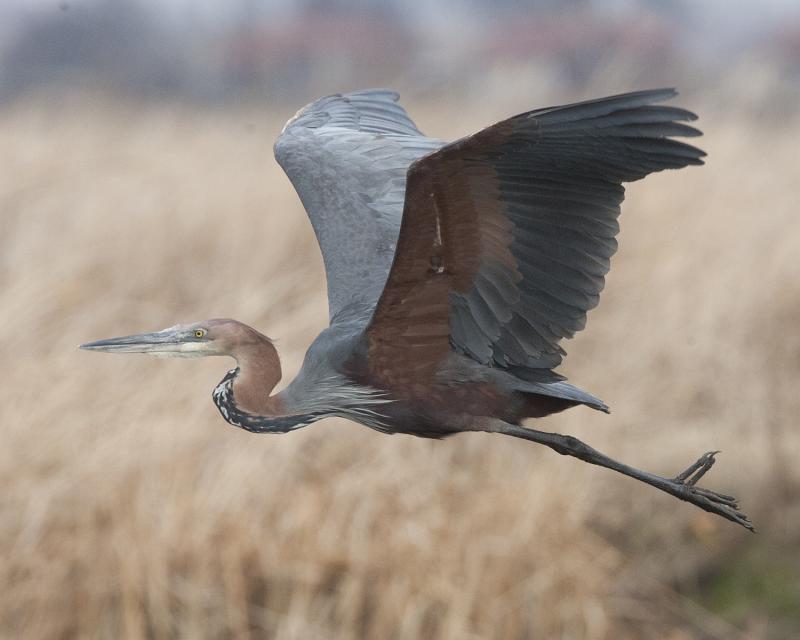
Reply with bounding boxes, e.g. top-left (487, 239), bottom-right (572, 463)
top-left (194, 329), bottom-right (206, 339)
